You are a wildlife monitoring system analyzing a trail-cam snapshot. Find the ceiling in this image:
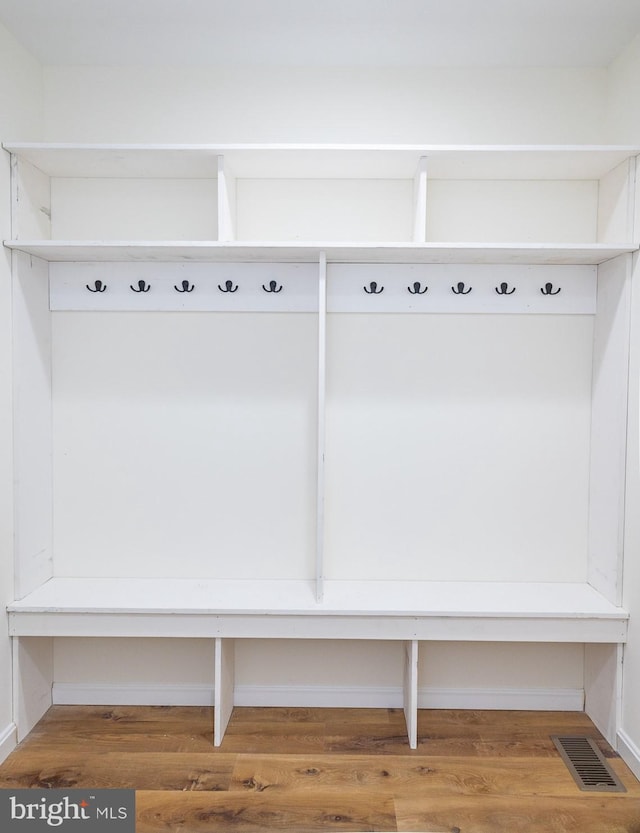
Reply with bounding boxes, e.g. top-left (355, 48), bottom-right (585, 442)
top-left (1, 0), bottom-right (640, 69)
